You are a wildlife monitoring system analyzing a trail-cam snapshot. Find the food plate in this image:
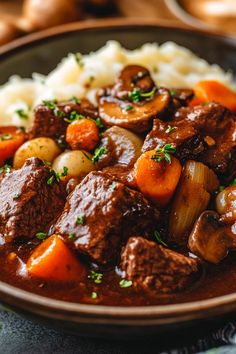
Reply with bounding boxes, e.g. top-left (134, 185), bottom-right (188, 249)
top-left (0, 19), bottom-right (236, 339)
